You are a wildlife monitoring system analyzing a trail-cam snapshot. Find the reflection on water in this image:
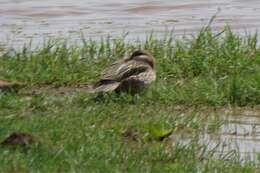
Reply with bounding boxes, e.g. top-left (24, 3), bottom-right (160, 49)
top-left (171, 108), bottom-right (260, 161)
top-left (1, 0), bottom-right (260, 47)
